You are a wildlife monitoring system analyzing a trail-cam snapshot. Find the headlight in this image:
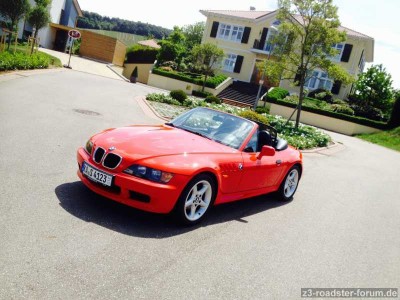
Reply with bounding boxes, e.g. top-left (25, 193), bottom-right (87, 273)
top-left (123, 165), bottom-right (174, 183)
top-left (85, 140), bottom-right (93, 154)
